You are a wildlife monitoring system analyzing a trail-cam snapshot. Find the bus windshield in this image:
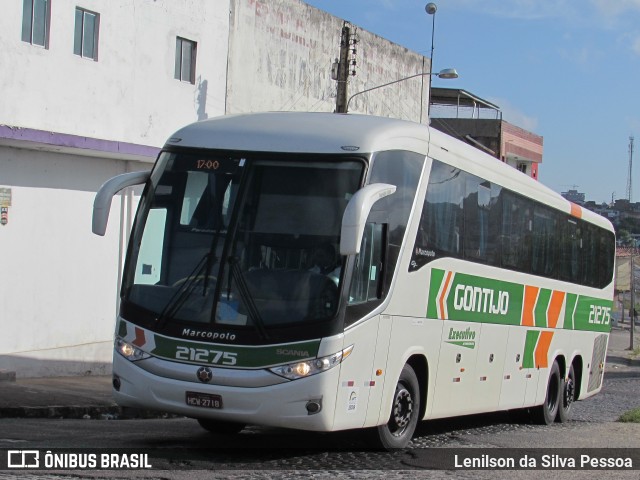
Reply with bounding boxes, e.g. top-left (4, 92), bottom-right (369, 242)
top-left (122, 151), bottom-right (364, 336)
